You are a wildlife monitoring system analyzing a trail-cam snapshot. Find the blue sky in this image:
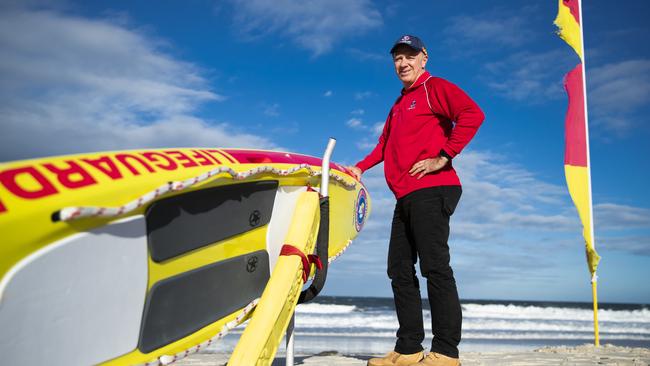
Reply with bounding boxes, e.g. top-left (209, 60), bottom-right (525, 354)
top-left (1, 1), bottom-right (649, 303)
